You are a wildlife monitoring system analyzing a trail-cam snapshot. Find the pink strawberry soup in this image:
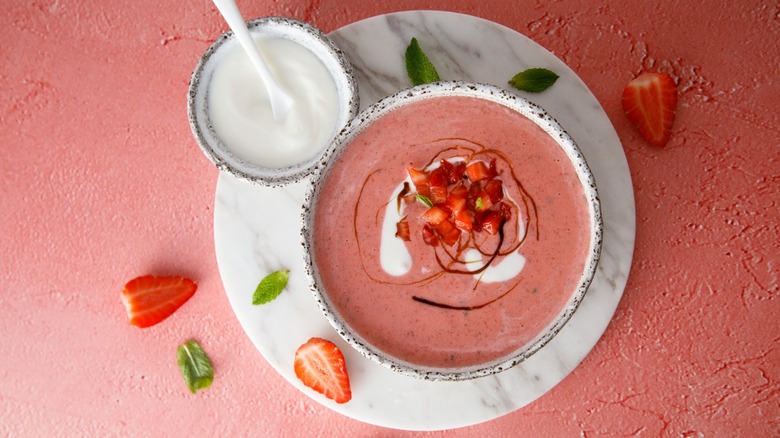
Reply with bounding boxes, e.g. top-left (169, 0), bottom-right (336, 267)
top-left (307, 84), bottom-right (599, 377)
